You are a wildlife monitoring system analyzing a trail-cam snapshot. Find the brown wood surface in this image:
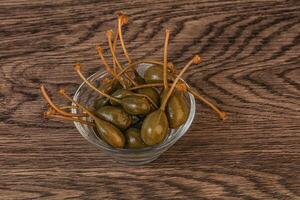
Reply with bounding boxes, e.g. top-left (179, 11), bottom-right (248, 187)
top-left (1, 0), bottom-right (300, 199)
